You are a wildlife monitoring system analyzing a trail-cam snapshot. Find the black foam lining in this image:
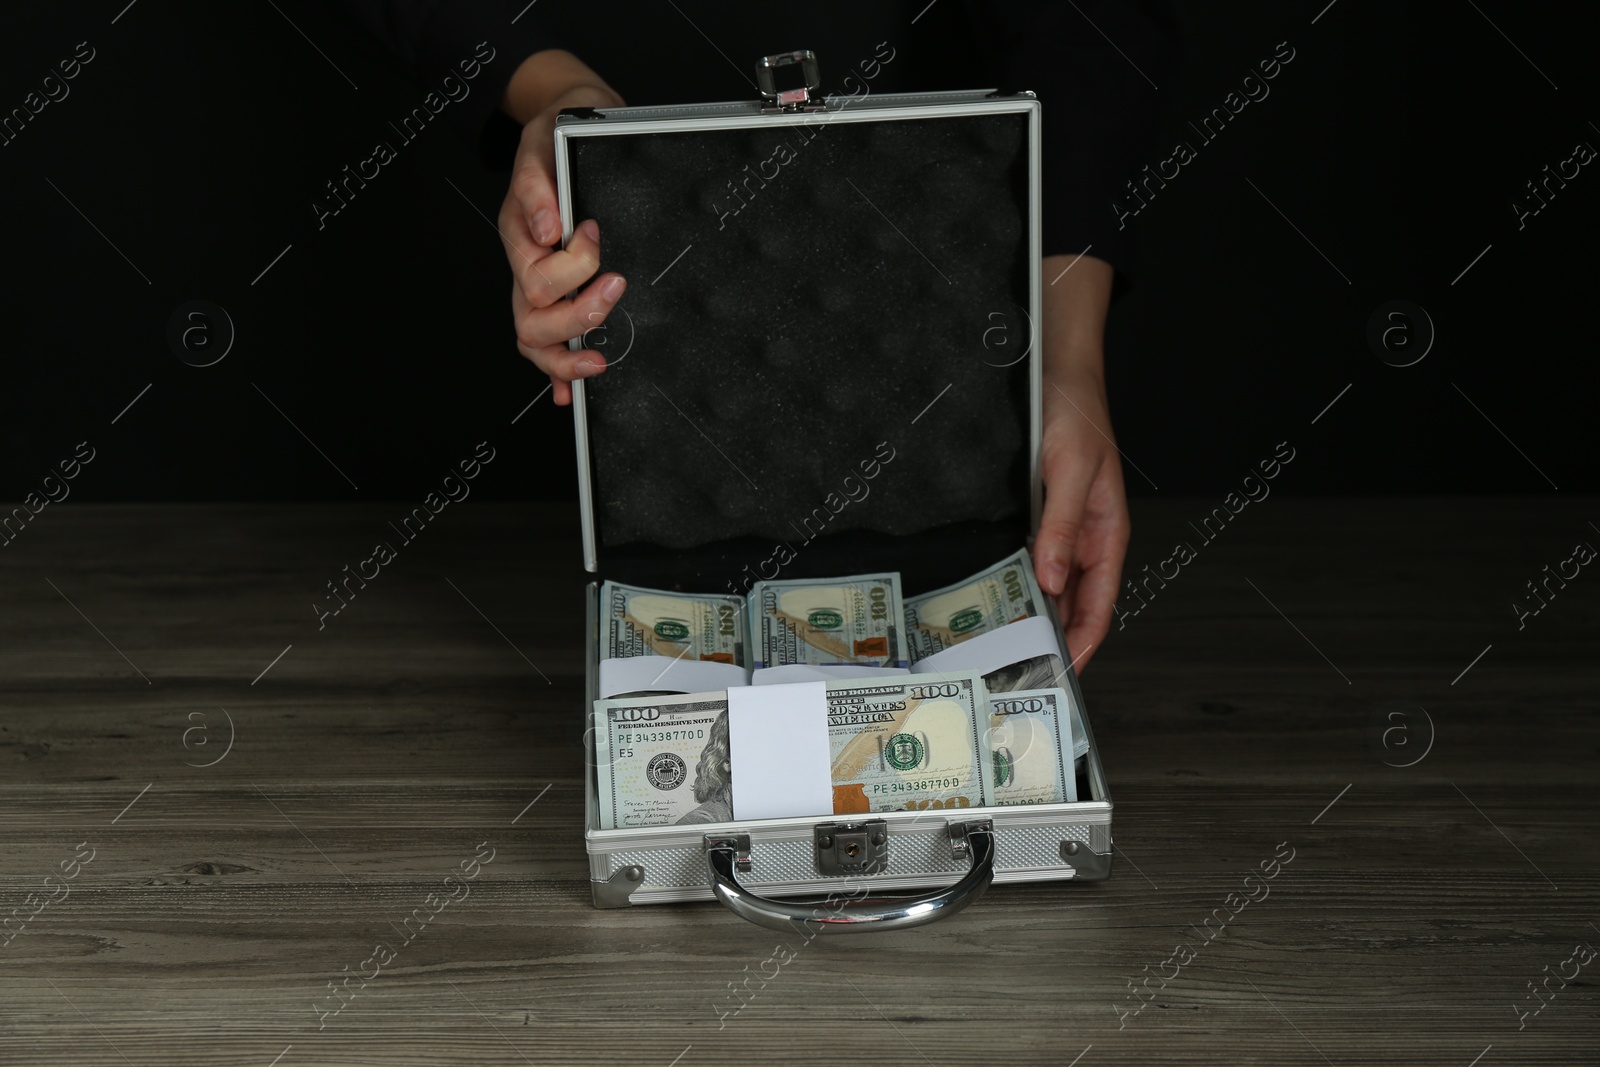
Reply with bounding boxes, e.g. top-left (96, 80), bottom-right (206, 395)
top-left (566, 109), bottom-right (1032, 592)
